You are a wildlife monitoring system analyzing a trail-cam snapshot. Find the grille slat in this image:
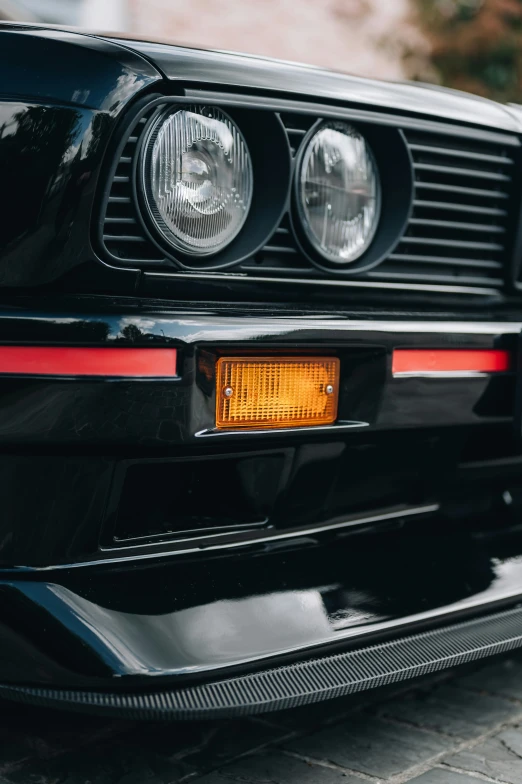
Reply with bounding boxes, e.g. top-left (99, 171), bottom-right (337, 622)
top-left (408, 143), bottom-right (513, 166)
top-left (413, 200), bottom-right (507, 217)
top-left (399, 237), bottom-right (504, 251)
top-left (104, 217), bottom-right (138, 225)
top-left (285, 128), bottom-right (307, 137)
top-left (414, 163), bottom-right (511, 183)
top-left (368, 270), bottom-right (503, 286)
top-left (389, 253), bottom-right (502, 270)
top-left (107, 196), bottom-right (132, 204)
top-left (103, 235), bottom-right (147, 243)
top-left (408, 218), bottom-right (505, 234)
top-left (262, 245), bottom-right (298, 255)
top-left (415, 181), bottom-right (509, 199)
